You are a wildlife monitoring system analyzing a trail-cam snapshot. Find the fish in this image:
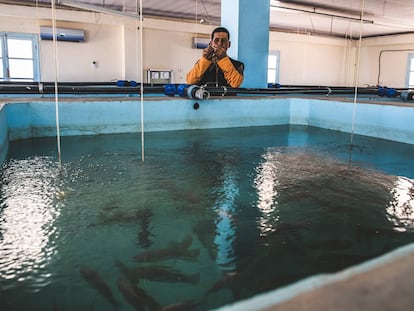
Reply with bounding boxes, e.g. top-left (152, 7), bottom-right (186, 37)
top-left (208, 271), bottom-right (239, 293)
top-left (158, 300), bottom-right (200, 311)
top-left (137, 213), bottom-right (154, 248)
top-left (168, 234), bottom-right (193, 249)
top-left (80, 266), bottom-right (120, 311)
top-left (52, 296), bottom-right (59, 311)
top-left (133, 235), bottom-right (199, 262)
top-left (133, 247), bottom-right (200, 263)
top-left (115, 260), bottom-right (200, 285)
top-left (91, 208), bottom-right (154, 226)
top-left (117, 277), bottom-right (160, 311)
top-left (193, 220), bottom-right (217, 260)
top-left (259, 222), bottom-right (311, 243)
top-left (130, 266), bottom-right (200, 285)
top-left (316, 252), bottom-right (376, 271)
top-left (306, 239), bottom-right (352, 250)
